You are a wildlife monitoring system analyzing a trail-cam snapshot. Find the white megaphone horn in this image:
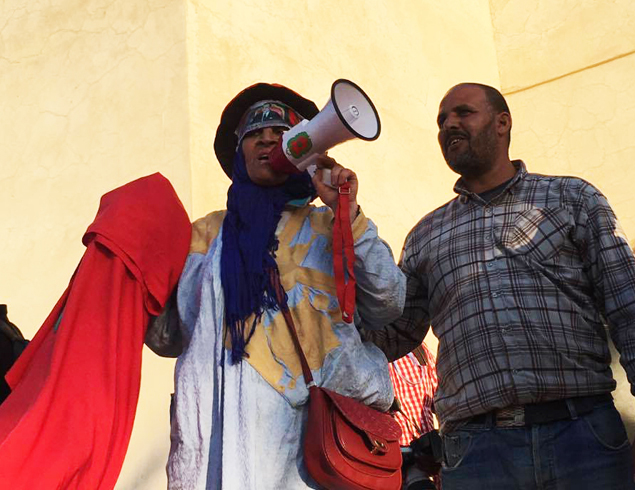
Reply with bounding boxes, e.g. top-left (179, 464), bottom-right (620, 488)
top-left (268, 79), bottom-right (381, 181)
